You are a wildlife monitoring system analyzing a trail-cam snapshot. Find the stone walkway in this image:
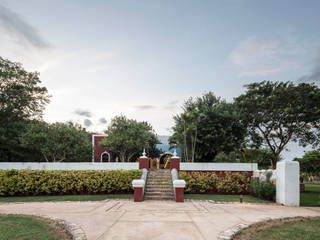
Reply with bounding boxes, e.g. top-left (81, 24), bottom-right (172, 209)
top-left (0, 200), bottom-right (319, 240)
